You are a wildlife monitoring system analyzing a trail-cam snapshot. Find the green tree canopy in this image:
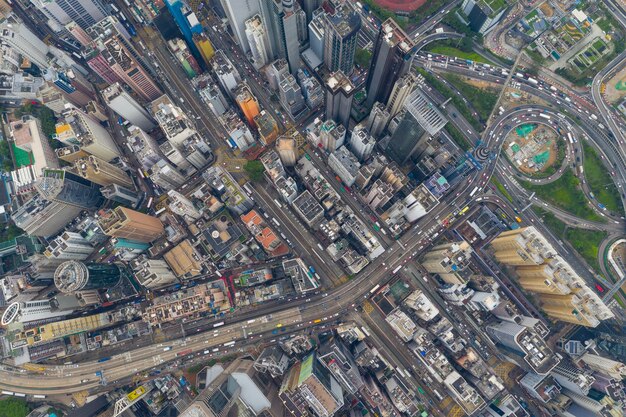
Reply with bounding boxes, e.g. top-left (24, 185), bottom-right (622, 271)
top-left (244, 160), bottom-right (265, 182)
